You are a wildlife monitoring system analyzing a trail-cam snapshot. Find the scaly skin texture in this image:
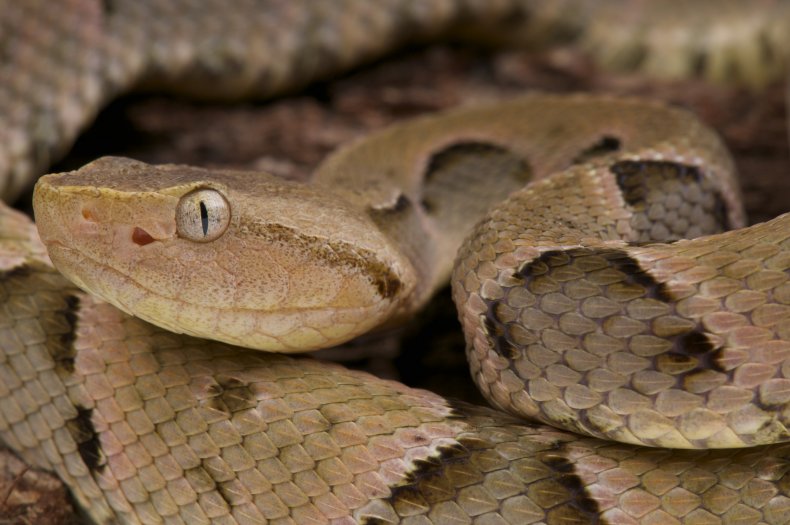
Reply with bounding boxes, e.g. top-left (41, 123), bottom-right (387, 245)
top-left (33, 91), bottom-right (790, 451)
top-left (3, 1), bottom-right (790, 524)
top-left (453, 170), bottom-right (790, 448)
top-left (4, 200), bottom-right (790, 525)
top-left (29, 96), bottom-right (790, 520)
